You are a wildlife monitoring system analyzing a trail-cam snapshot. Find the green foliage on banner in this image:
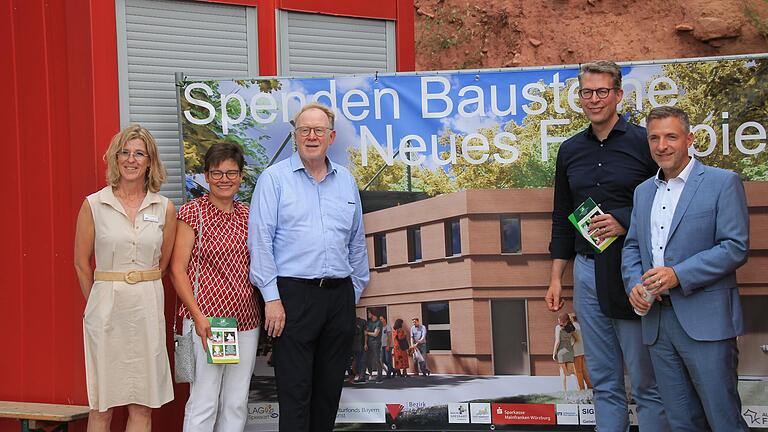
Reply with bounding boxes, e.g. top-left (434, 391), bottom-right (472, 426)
top-left (348, 146), bottom-right (457, 195)
top-left (348, 60), bottom-right (767, 193)
top-left (348, 146), bottom-right (407, 191)
top-left (186, 59), bottom-right (767, 200)
top-left (663, 59), bottom-right (768, 180)
top-left (413, 165), bottom-right (458, 195)
top-left (348, 78), bottom-right (589, 193)
top-left (180, 79), bottom-right (282, 203)
top-left (446, 79), bottom-right (587, 190)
